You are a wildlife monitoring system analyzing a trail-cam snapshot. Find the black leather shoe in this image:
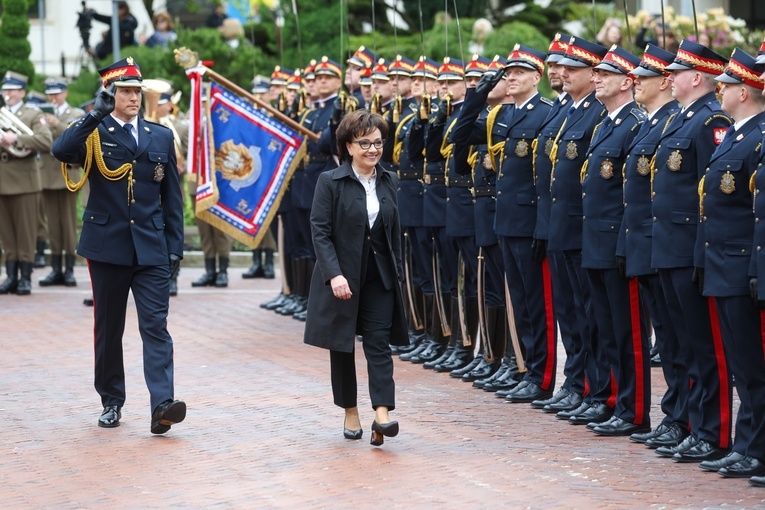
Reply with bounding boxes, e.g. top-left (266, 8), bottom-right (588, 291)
top-left (718, 456), bottom-right (765, 478)
top-left (593, 417), bottom-right (651, 436)
top-left (497, 380), bottom-right (529, 398)
top-left (532, 387), bottom-right (569, 409)
top-left (544, 391), bottom-right (583, 413)
top-left (292, 309), bottom-right (307, 321)
top-left (656, 434), bottom-right (698, 458)
top-left (462, 358), bottom-right (500, 382)
top-left (481, 363), bottom-right (518, 390)
top-left (587, 415), bottom-right (617, 430)
top-left (647, 423), bottom-right (690, 449)
top-left (98, 405), bottom-right (121, 428)
top-left (673, 440), bottom-right (728, 463)
top-left (473, 362), bottom-right (506, 388)
top-left (399, 339), bottom-right (431, 361)
top-left (750, 475), bottom-right (765, 487)
top-left (700, 451), bottom-right (745, 472)
top-left (557, 401), bottom-right (590, 420)
top-left (630, 423), bottom-right (671, 444)
top-left (650, 352), bottom-right (662, 367)
top-left (409, 342), bottom-right (445, 364)
top-left (83, 296), bottom-right (94, 307)
top-left (424, 347), bottom-right (453, 369)
top-left (343, 418), bottom-right (363, 440)
top-left (569, 402), bottom-right (612, 425)
top-left (151, 399), bottom-right (186, 434)
top-left (261, 293), bottom-right (288, 310)
top-left (451, 356), bottom-right (483, 379)
top-left (507, 382), bottom-right (552, 403)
